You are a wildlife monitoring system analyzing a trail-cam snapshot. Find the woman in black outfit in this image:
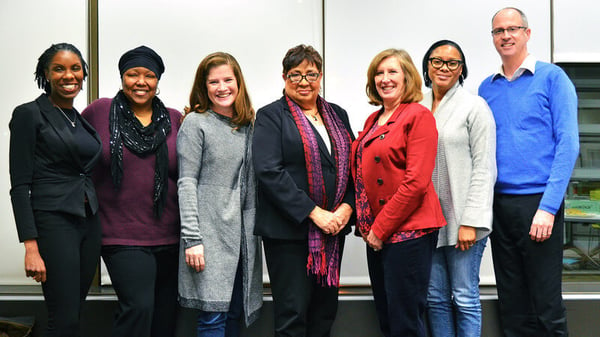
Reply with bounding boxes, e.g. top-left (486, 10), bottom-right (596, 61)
top-left (253, 45), bottom-right (355, 337)
top-left (8, 43), bottom-right (102, 337)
